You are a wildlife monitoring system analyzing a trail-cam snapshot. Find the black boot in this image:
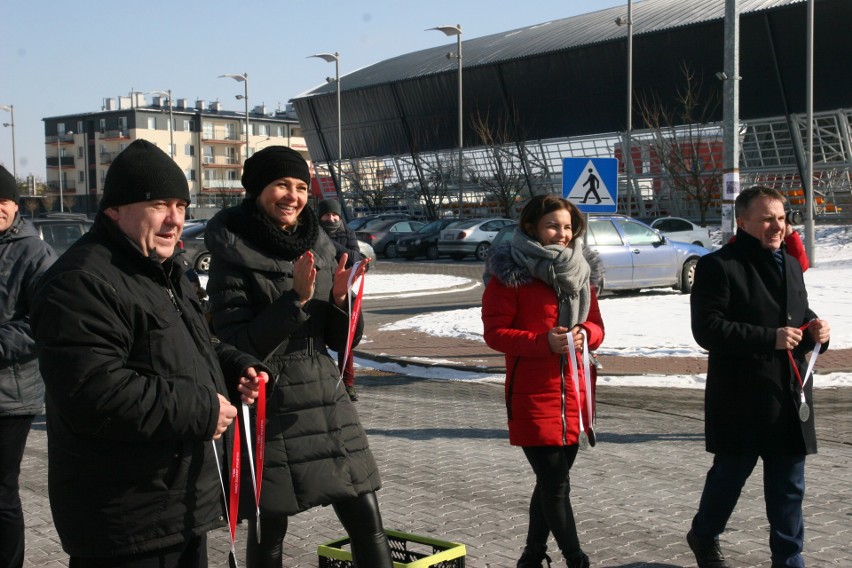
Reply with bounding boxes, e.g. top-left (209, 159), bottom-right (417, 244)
top-left (565, 550), bottom-right (590, 568)
top-left (516, 544), bottom-right (552, 568)
top-left (686, 530), bottom-right (730, 568)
